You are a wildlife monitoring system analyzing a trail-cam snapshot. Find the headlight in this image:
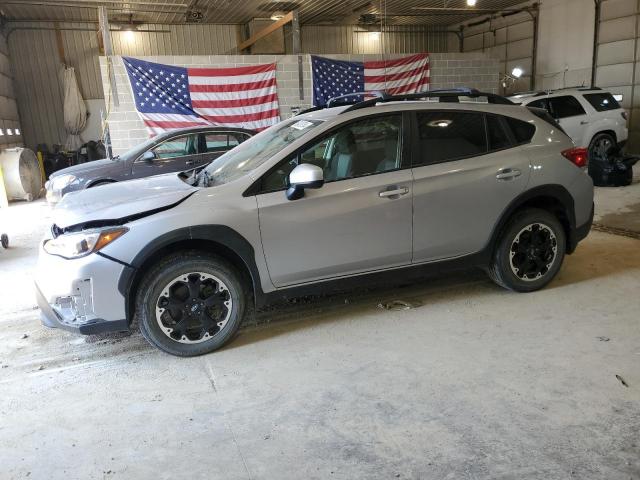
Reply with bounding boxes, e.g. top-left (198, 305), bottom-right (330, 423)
top-left (49, 175), bottom-right (77, 191)
top-left (43, 227), bottom-right (128, 259)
